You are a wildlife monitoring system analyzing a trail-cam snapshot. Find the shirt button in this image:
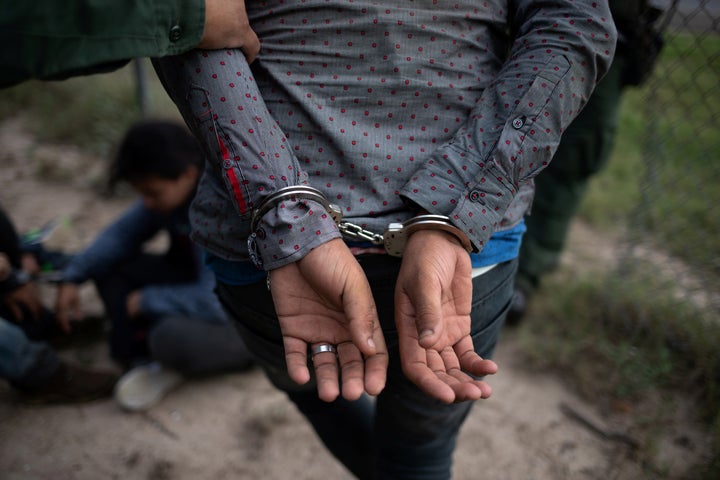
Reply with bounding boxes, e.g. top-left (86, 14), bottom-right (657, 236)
top-left (512, 116), bottom-right (525, 129)
top-left (469, 190), bottom-right (484, 204)
top-left (223, 160), bottom-right (232, 169)
top-left (169, 25), bottom-right (183, 43)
